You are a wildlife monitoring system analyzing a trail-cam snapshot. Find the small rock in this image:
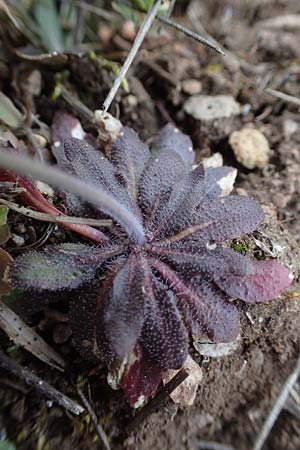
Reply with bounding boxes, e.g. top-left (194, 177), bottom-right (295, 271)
top-left (182, 79), bottom-right (202, 95)
top-left (229, 128), bottom-right (270, 169)
top-left (163, 355), bottom-right (202, 406)
top-left (21, 70), bottom-right (42, 97)
top-left (273, 192), bottom-right (291, 209)
top-left (10, 233), bottom-right (25, 247)
top-left (184, 95), bottom-right (240, 121)
top-left (283, 119), bottom-right (299, 136)
top-left (202, 152), bottom-right (223, 169)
